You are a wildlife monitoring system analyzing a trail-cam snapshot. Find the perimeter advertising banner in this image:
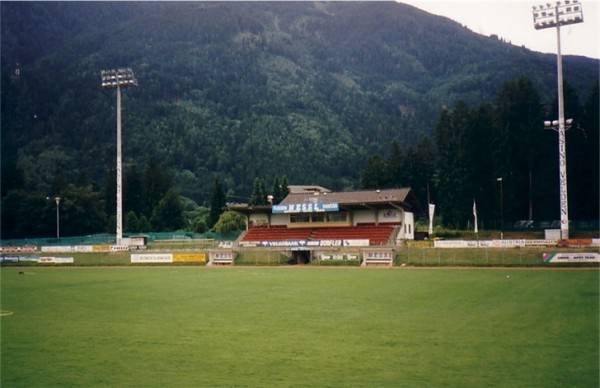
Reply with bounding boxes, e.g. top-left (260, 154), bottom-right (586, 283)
top-left (41, 246), bottom-right (74, 253)
top-left (92, 245), bottom-right (110, 252)
top-left (131, 253), bottom-right (206, 264)
top-left (434, 240), bottom-right (558, 248)
top-left (131, 253), bottom-right (173, 263)
top-left (173, 253), bottom-right (206, 263)
top-left (543, 252), bottom-right (600, 263)
top-left (0, 246), bottom-right (36, 253)
top-left (39, 257), bottom-right (74, 263)
top-left (320, 254), bottom-right (359, 261)
top-left (240, 239), bottom-right (370, 248)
